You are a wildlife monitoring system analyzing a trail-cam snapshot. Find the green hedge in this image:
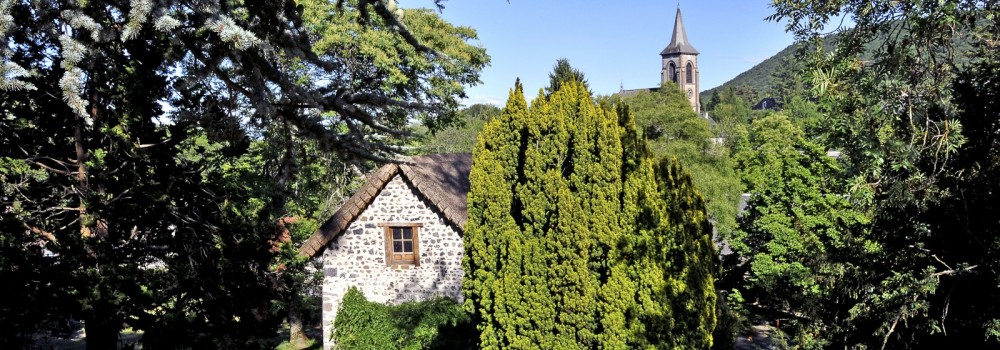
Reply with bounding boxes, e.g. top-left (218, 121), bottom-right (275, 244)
top-left (333, 287), bottom-right (476, 350)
